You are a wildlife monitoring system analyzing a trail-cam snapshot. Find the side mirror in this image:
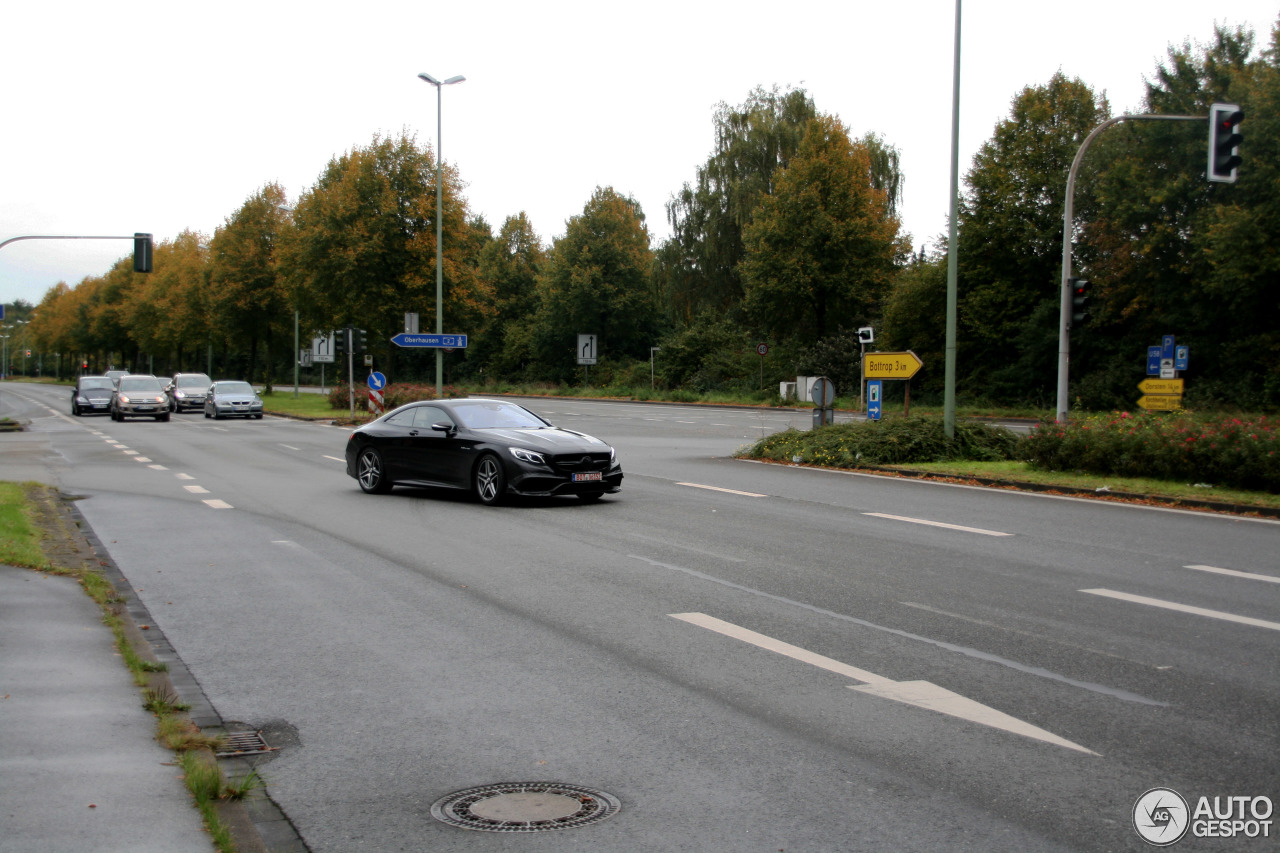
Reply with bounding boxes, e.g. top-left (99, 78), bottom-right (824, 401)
top-left (431, 422), bottom-right (456, 435)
